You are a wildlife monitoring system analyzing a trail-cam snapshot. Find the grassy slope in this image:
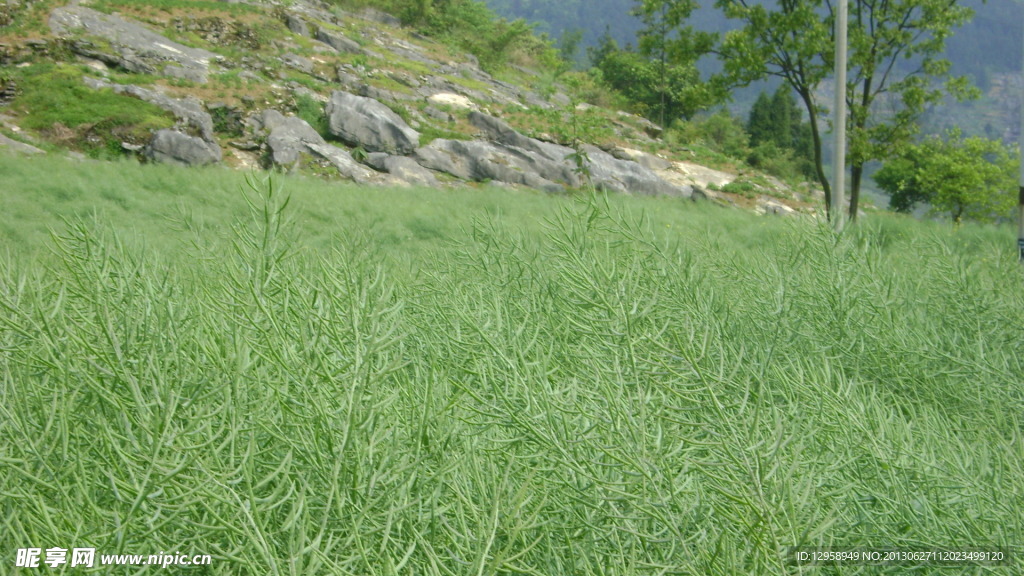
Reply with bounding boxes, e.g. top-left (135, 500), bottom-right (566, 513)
top-left (2, 153), bottom-right (1023, 574)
